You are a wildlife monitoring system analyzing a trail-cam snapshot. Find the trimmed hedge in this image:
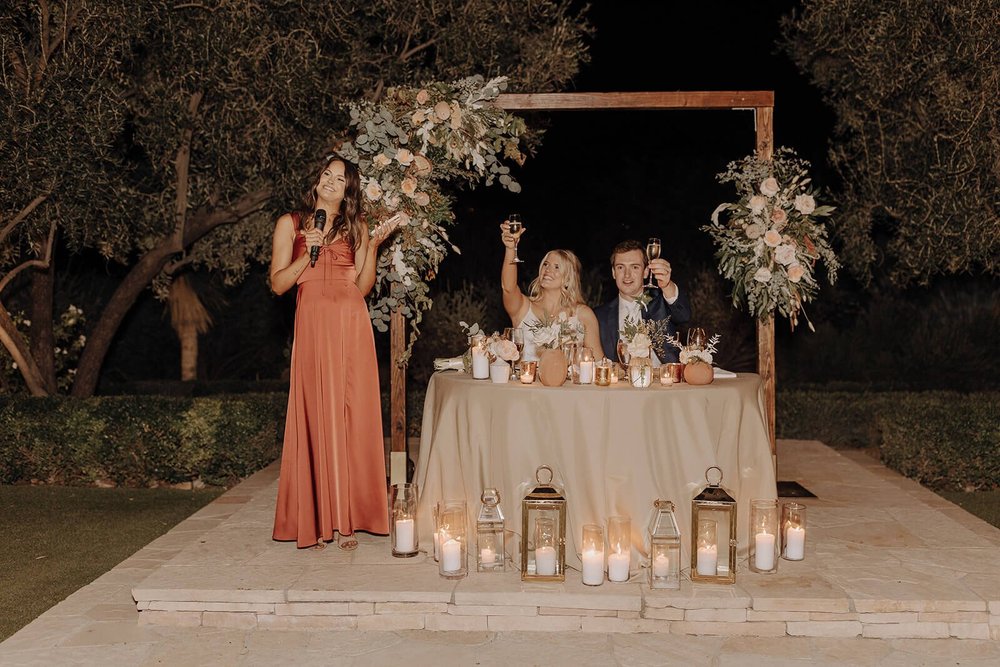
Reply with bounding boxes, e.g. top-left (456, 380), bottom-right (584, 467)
top-left (778, 389), bottom-right (1000, 492)
top-left (0, 394), bottom-right (287, 487)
